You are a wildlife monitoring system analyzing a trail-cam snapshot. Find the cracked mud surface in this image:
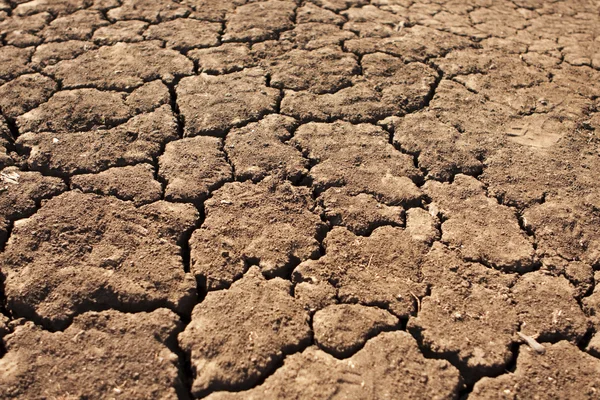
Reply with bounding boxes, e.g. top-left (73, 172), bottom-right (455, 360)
top-left (0, 0), bottom-right (600, 398)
